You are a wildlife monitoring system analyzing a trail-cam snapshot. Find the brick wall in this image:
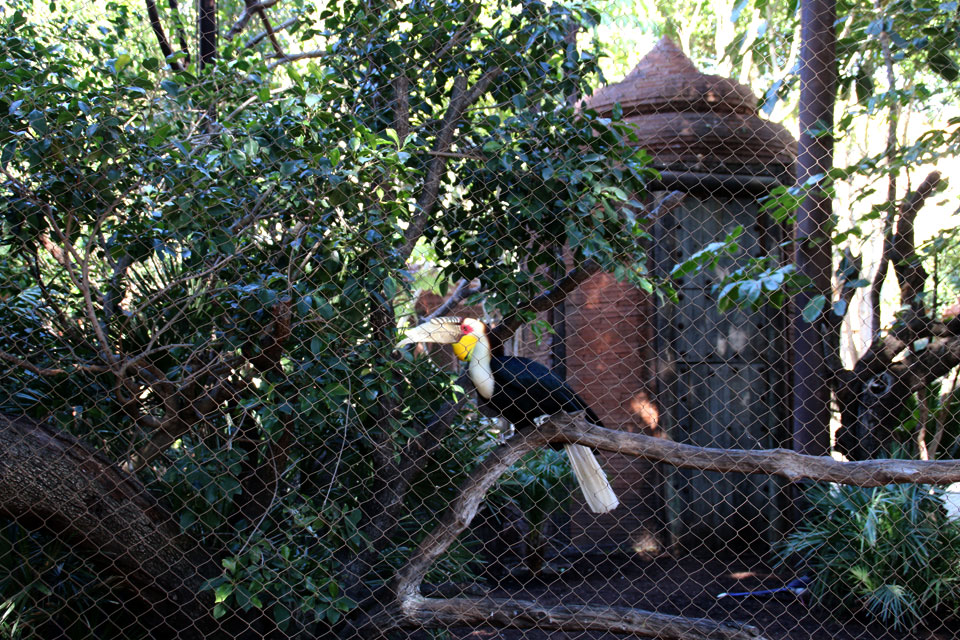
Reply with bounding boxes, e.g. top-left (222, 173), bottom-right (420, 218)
top-left (565, 271), bottom-right (664, 552)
